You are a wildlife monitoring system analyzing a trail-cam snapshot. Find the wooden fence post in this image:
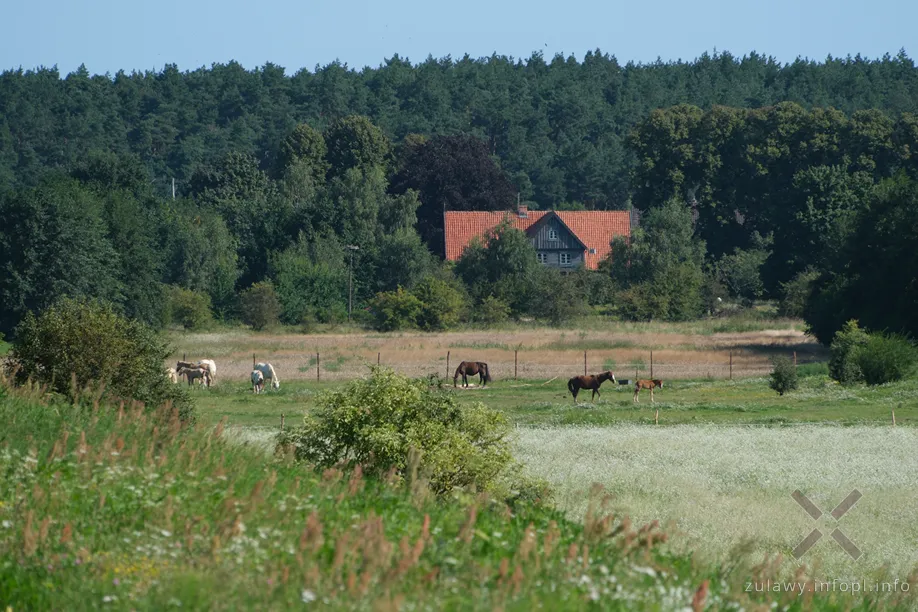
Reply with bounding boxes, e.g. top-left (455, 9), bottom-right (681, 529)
top-left (317, 352), bottom-right (320, 381)
top-left (583, 350), bottom-right (587, 376)
top-left (654, 409), bottom-right (659, 425)
top-left (377, 352), bottom-right (380, 366)
top-left (446, 351), bottom-right (450, 379)
top-left (514, 350), bottom-right (518, 380)
top-left (650, 350), bottom-right (653, 378)
top-left (793, 351), bottom-right (797, 367)
top-left (253, 353), bottom-right (256, 369)
top-left (729, 350), bottom-right (733, 380)
top-left (280, 414), bottom-right (285, 431)
top-left (182, 353), bottom-right (186, 362)
top-left (892, 408), bottom-right (897, 426)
